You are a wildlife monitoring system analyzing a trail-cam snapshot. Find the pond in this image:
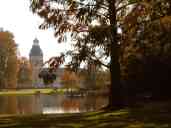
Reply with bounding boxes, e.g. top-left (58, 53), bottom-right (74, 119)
top-left (0, 94), bottom-right (108, 115)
